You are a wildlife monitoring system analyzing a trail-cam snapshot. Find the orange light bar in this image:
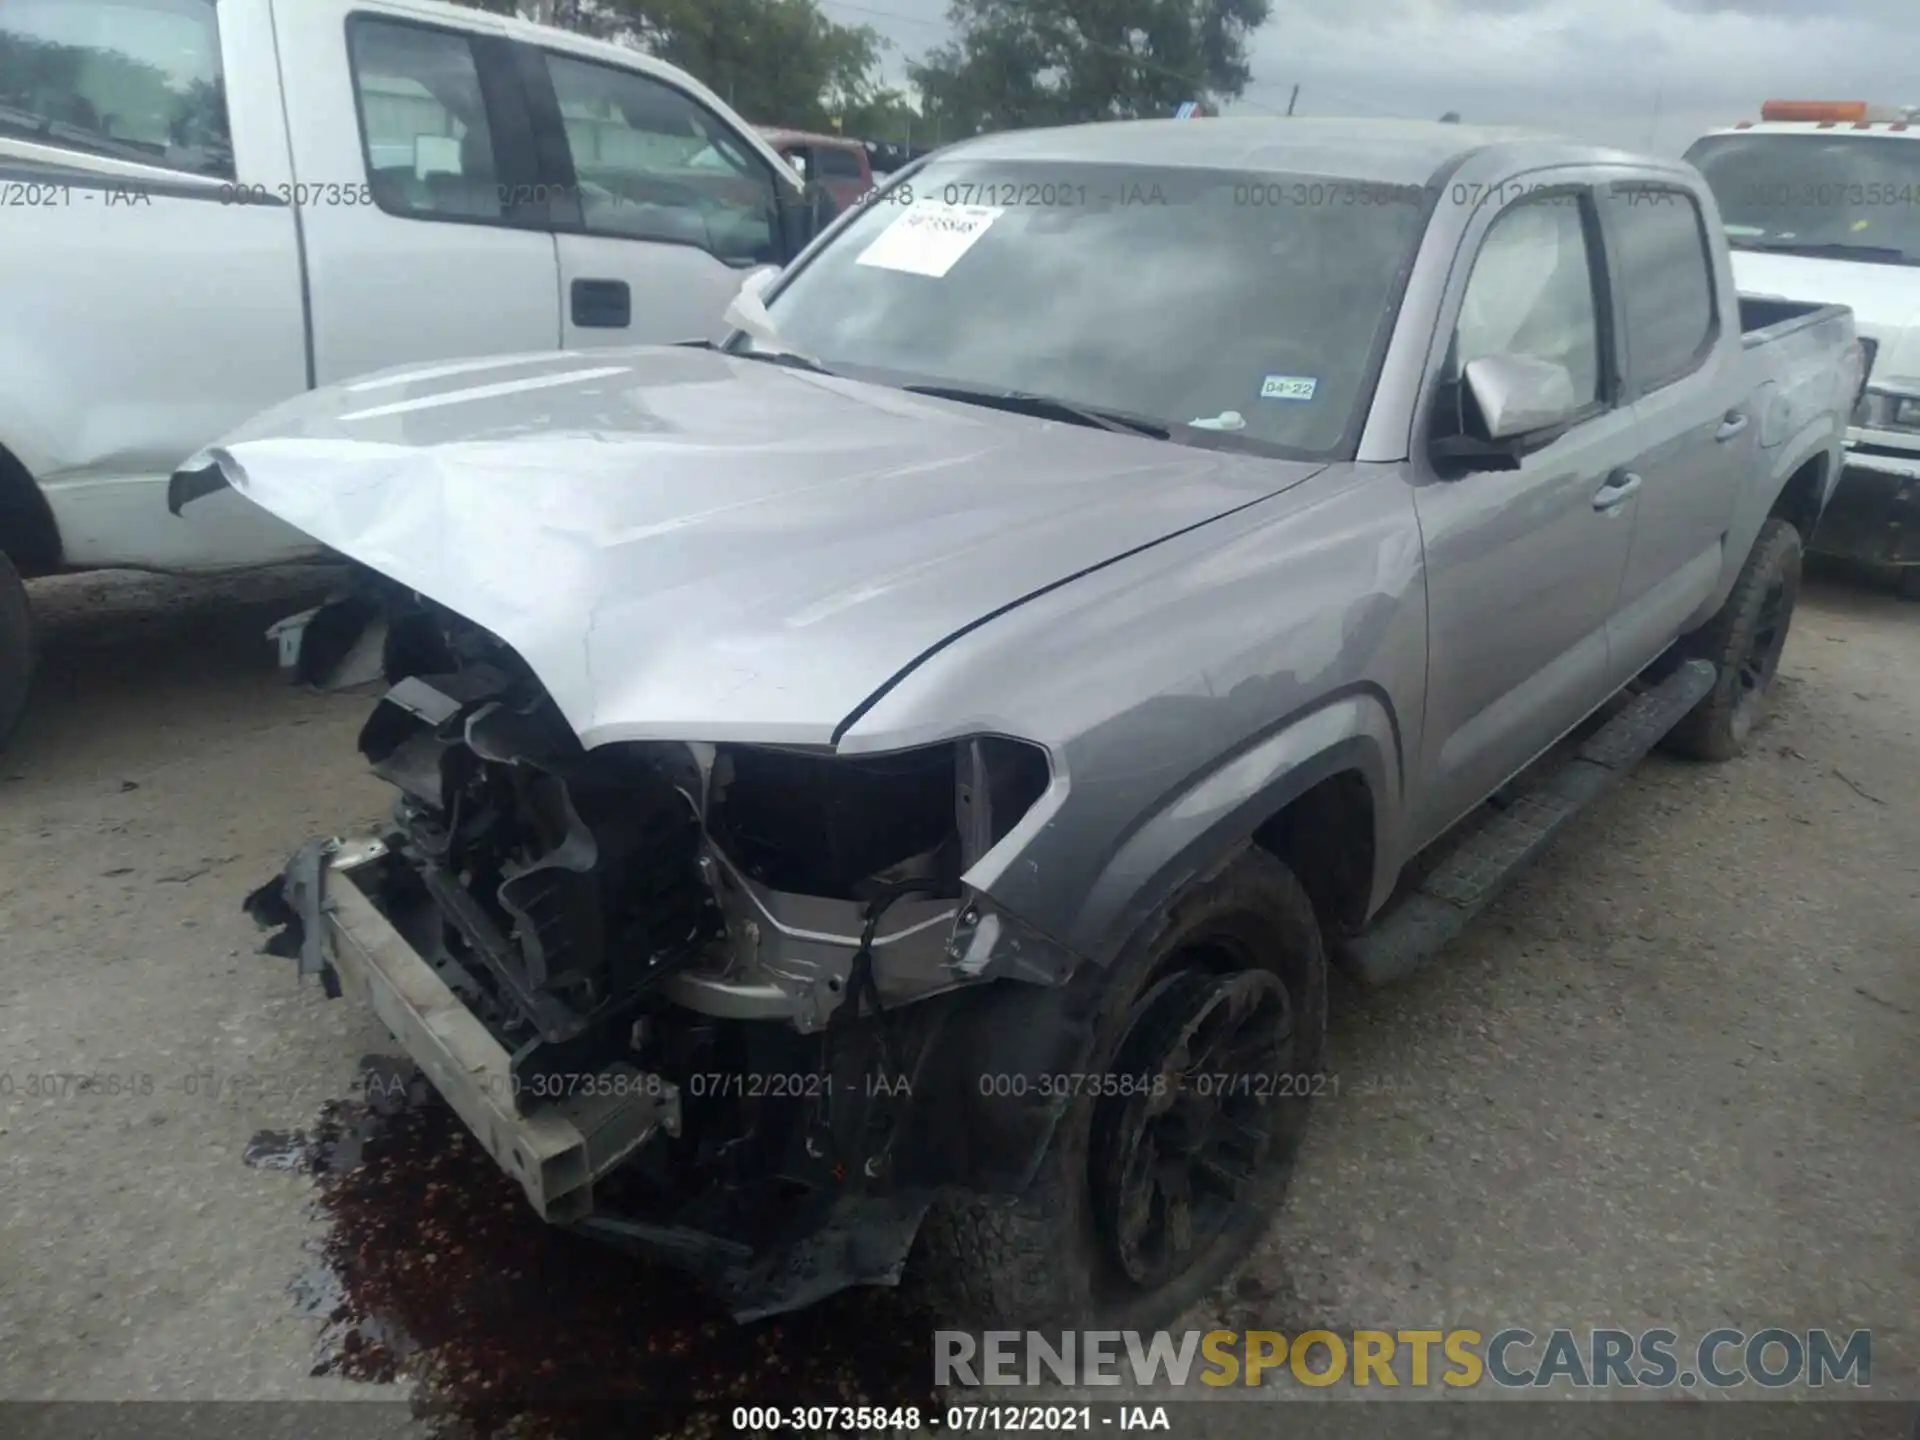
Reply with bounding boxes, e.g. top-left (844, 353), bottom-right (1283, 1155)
top-left (1762, 100), bottom-right (1870, 122)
